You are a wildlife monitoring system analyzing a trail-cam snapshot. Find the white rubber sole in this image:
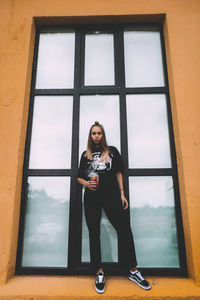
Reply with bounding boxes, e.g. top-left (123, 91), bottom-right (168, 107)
top-left (95, 285), bottom-right (105, 294)
top-left (129, 276), bottom-right (151, 290)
